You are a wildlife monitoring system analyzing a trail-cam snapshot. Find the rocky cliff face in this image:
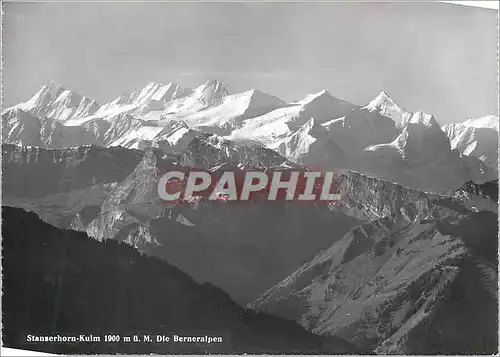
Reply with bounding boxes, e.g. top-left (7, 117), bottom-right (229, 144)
top-left (332, 170), bottom-right (476, 223)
